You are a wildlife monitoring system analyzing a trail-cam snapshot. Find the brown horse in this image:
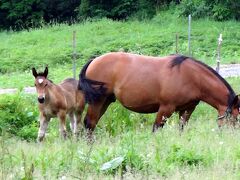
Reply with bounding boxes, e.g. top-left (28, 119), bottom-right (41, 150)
top-left (79, 52), bottom-right (239, 133)
top-left (32, 67), bottom-right (85, 142)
